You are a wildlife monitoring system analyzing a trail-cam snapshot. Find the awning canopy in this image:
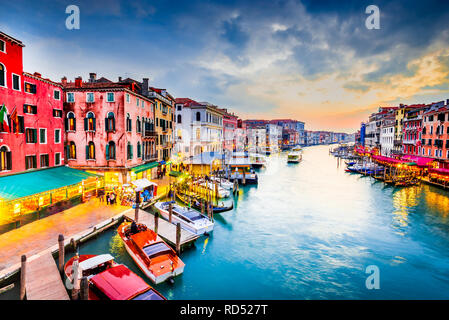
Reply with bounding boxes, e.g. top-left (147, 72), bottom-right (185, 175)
top-left (130, 162), bottom-right (159, 174)
top-left (429, 167), bottom-right (449, 176)
top-left (0, 166), bottom-right (99, 201)
top-left (401, 155), bottom-right (435, 167)
top-left (131, 178), bottom-right (157, 190)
